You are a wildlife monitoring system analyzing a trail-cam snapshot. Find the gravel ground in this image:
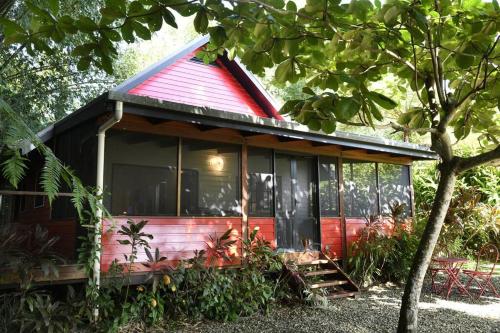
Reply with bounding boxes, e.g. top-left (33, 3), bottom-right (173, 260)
top-left (171, 276), bottom-right (500, 333)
